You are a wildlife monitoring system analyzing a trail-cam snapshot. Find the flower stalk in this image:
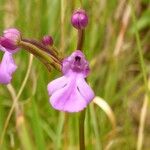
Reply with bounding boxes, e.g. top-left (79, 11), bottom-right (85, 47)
top-left (22, 38), bottom-right (59, 59)
top-left (77, 29), bottom-right (84, 50)
top-left (18, 40), bottom-right (62, 72)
